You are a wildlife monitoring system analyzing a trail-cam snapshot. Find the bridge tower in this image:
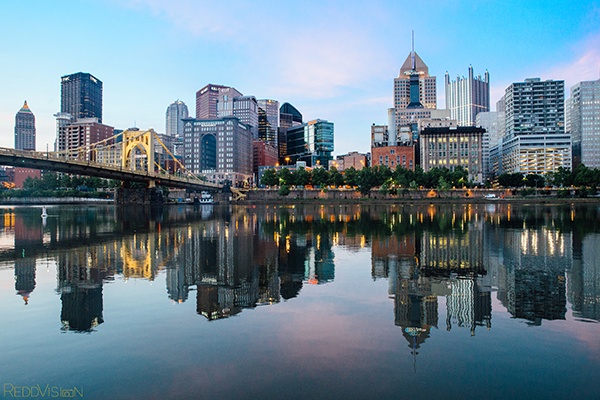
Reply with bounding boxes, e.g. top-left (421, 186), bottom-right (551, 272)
top-left (122, 128), bottom-right (156, 187)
